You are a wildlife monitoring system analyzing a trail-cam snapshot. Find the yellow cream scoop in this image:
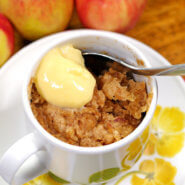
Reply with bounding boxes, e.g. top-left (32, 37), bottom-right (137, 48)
top-left (35, 45), bottom-right (96, 108)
